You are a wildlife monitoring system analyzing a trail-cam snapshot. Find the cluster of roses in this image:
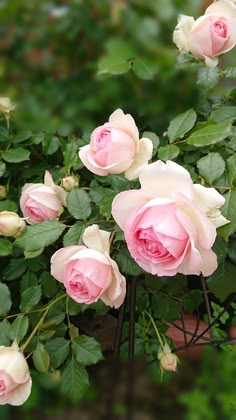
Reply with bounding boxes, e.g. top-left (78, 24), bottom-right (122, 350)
top-left (173, 0), bottom-right (236, 67)
top-left (0, 107), bottom-right (229, 405)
